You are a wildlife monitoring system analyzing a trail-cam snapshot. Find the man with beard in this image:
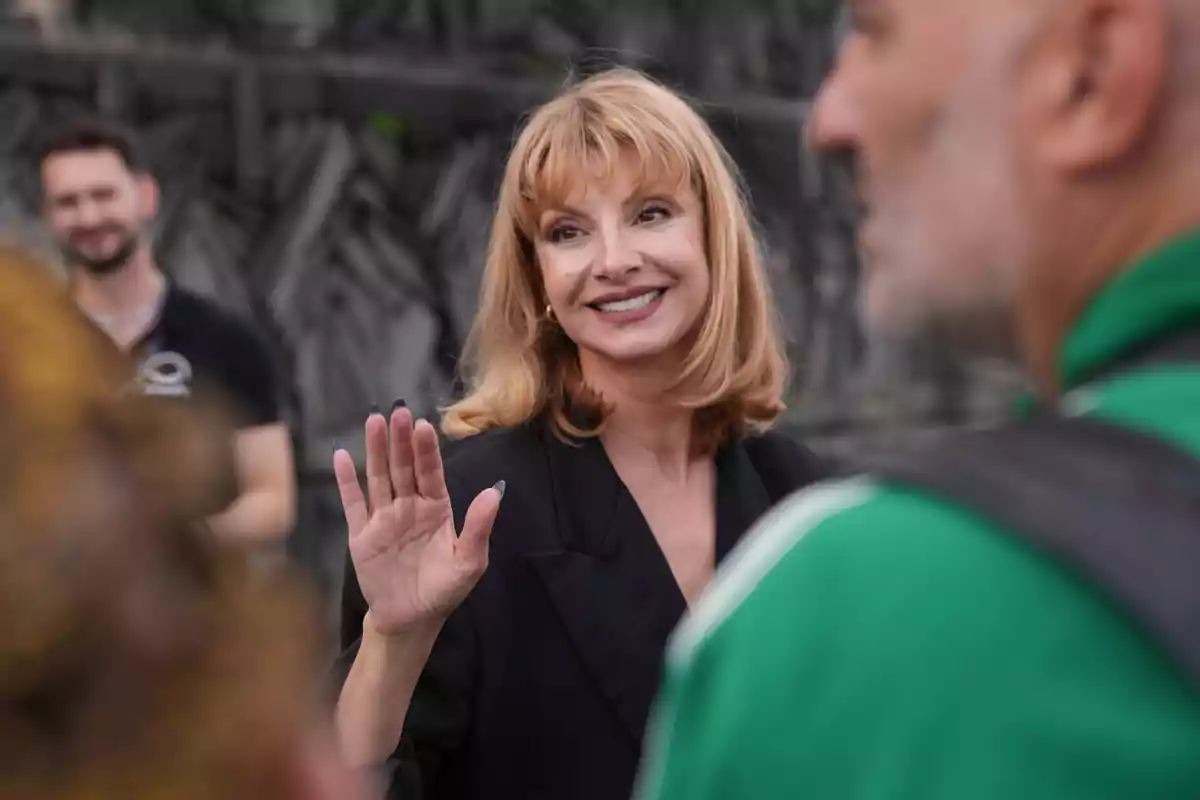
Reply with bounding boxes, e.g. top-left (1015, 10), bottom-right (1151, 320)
top-left (39, 118), bottom-right (296, 547)
top-left (638, 0), bottom-right (1200, 797)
